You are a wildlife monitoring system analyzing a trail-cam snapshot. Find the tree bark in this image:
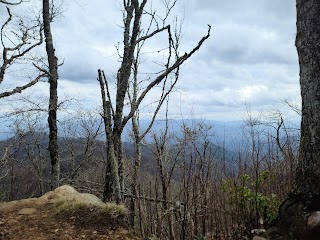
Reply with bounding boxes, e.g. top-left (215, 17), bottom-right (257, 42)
top-left (263, 1), bottom-right (320, 239)
top-left (43, 0), bottom-right (59, 189)
top-left (129, 114), bottom-right (141, 227)
top-left (294, 0), bottom-right (320, 206)
top-left (98, 70), bottom-right (121, 203)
